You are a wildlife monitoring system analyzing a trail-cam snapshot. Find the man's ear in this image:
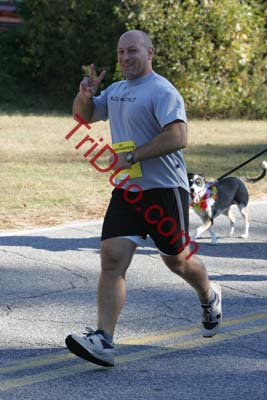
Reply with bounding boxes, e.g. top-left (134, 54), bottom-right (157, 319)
top-left (147, 47), bottom-right (154, 60)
